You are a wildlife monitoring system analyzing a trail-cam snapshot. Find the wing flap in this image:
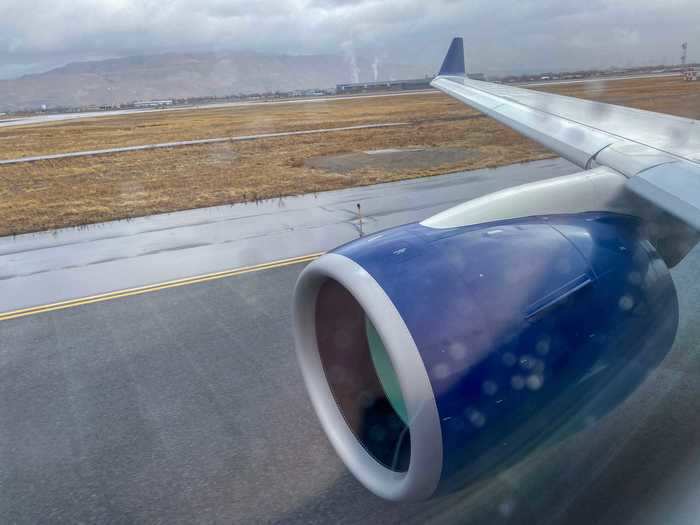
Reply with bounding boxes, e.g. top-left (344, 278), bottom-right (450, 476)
top-left (627, 162), bottom-right (700, 230)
